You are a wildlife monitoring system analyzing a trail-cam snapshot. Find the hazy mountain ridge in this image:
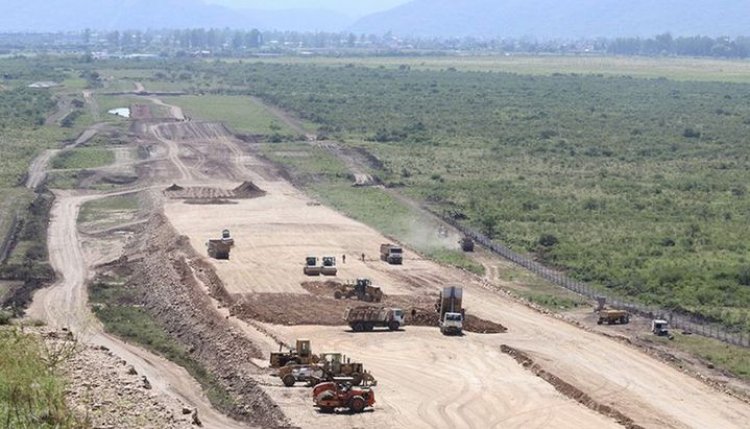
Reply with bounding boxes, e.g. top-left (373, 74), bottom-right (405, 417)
top-left (351, 0), bottom-right (750, 38)
top-left (0, 0), bottom-right (350, 32)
